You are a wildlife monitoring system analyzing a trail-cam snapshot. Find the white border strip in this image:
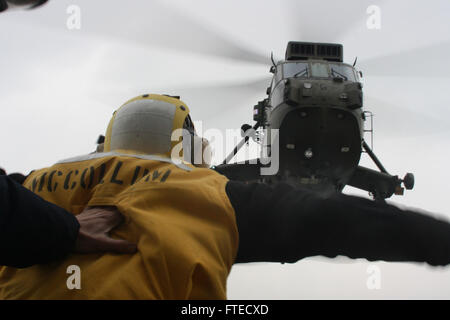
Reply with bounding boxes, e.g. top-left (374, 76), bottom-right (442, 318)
top-left (57, 152), bottom-right (193, 171)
